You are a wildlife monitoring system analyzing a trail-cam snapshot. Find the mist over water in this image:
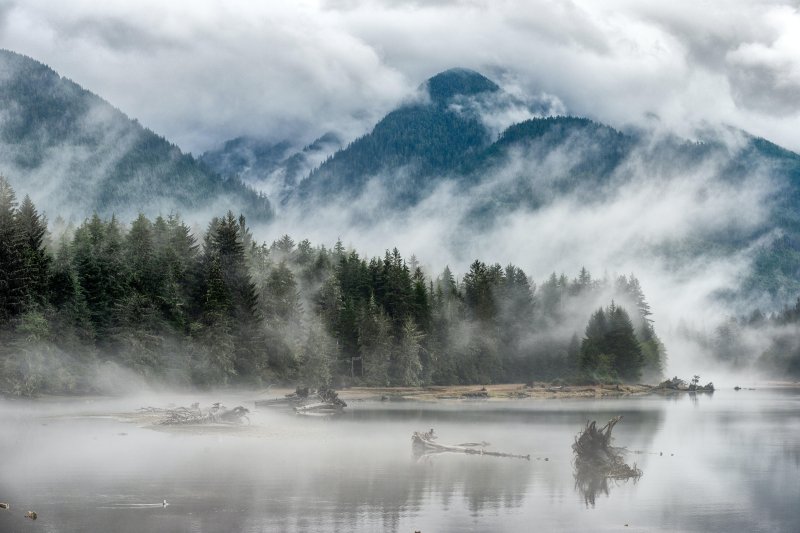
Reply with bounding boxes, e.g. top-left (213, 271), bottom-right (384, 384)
top-left (1, 389), bottom-right (798, 532)
top-left (1, 3), bottom-right (799, 532)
